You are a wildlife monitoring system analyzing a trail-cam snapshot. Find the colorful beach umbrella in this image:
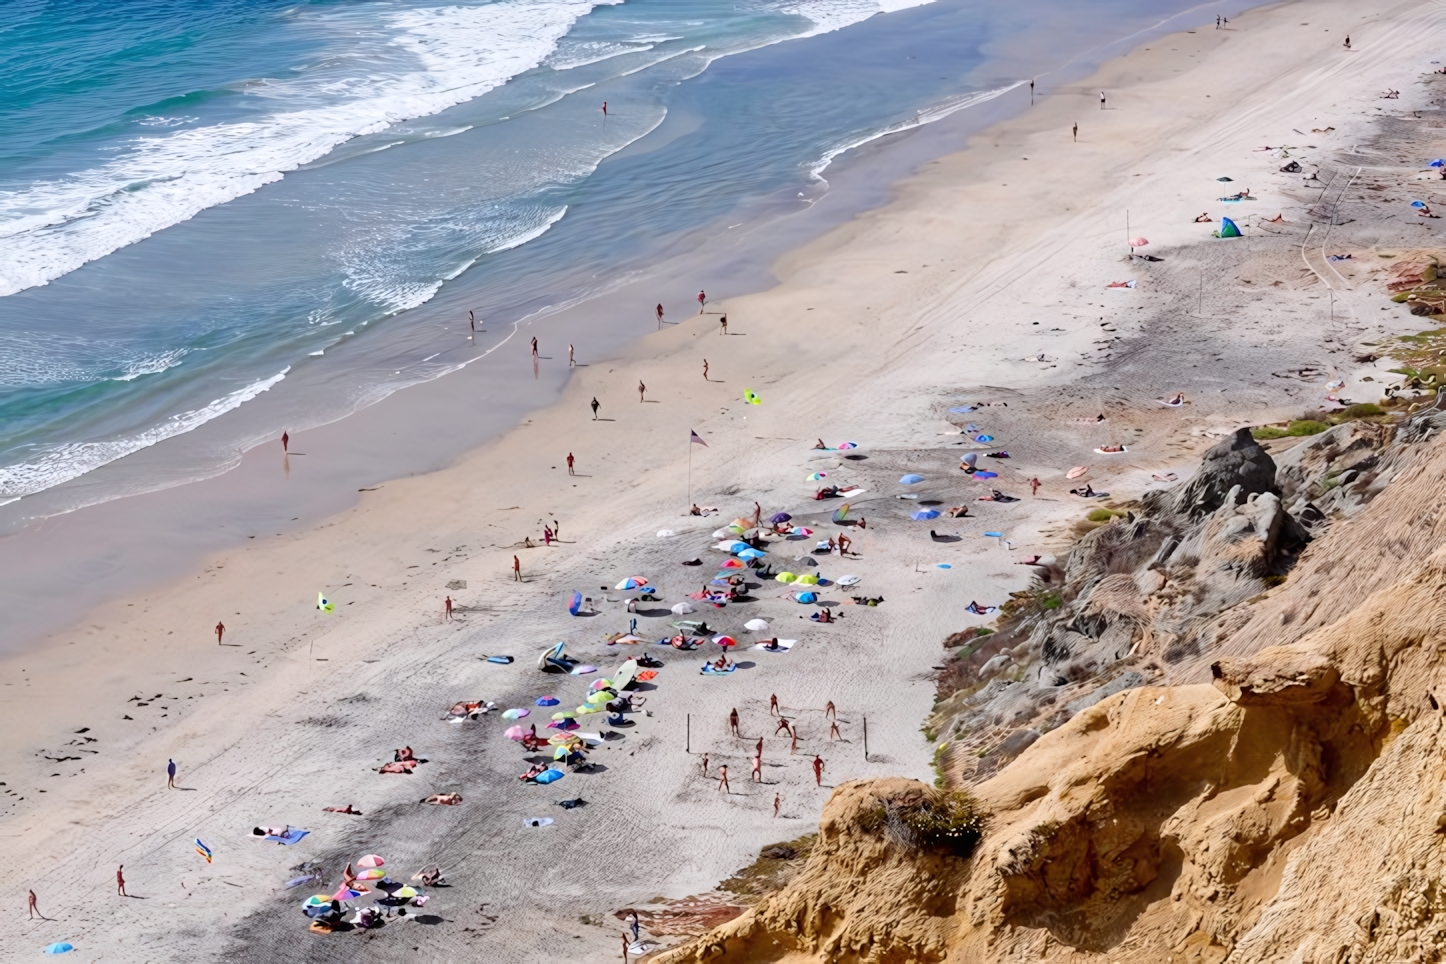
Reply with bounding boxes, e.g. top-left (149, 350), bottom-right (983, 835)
top-left (795, 591), bottom-right (818, 604)
top-left (504, 725), bottom-right (528, 741)
top-left (356, 855), bottom-right (385, 869)
top-left (899, 474), bottom-right (925, 485)
top-left (838, 441), bottom-right (859, 450)
top-left (356, 867), bottom-right (386, 881)
top-left (502, 708), bottom-right (529, 720)
top-left (536, 695), bottom-right (560, 706)
top-left (744, 389), bottom-right (762, 405)
top-left (616, 577), bottom-right (650, 590)
top-left (795, 573), bottom-right (819, 585)
top-left (833, 504), bottom-right (850, 523)
top-left (774, 572), bottom-right (797, 583)
top-left (1129, 236), bottom-right (1148, 248)
top-left (551, 710), bottom-right (576, 720)
top-left (769, 512), bottom-right (792, 524)
top-left (713, 635), bottom-right (739, 648)
top-left (737, 547), bottom-right (766, 560)
top-left (912, 508), bottom-right (941, 520)
top-left (568, 591), bottom-right (584, 615)
top-left (807, 472), bottom-right (827, 481)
